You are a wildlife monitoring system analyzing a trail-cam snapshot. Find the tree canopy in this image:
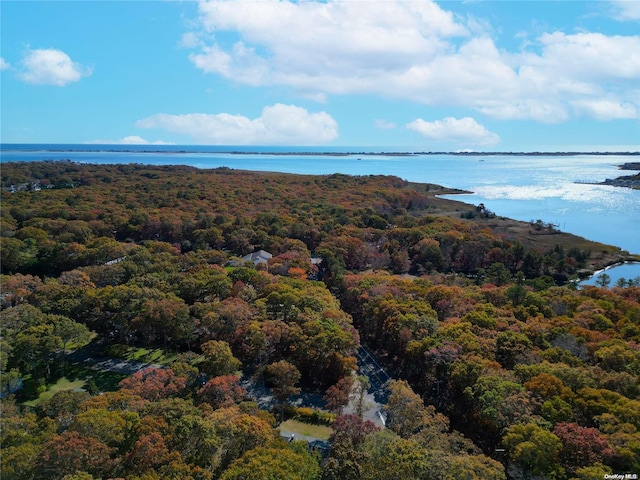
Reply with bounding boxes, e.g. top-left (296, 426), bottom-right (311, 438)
top-left (2, 162), bottom-right (638, 480)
